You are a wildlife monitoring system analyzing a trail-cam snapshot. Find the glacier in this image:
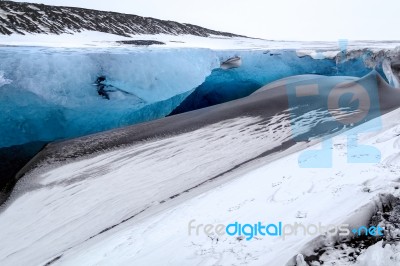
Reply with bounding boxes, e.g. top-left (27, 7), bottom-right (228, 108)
top-left (2, 2), bottom-right (400, 265)
top-left (1, 70), bottom-right (400, 265)
top-left (1, 45), bottom-right (397, 197)
top-left (170, 50), bottom-right (388, 115)
top-left (0, 47), bottom-right (393, 149)
top-left (0, 47), bottom-right (219, 148)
